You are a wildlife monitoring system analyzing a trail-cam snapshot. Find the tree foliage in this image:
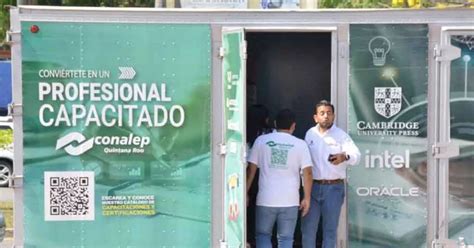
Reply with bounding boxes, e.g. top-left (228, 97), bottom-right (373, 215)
top-left (0, 129), bottom-right (13, 149)
top-left (319, 0), bottom-right (391, 8)
top-left (0, 0), bottom-right (15, 44)
top-left (38, 0), bottom-right (154, 7)
top-left (0, 0), bottom-right (469, 48)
